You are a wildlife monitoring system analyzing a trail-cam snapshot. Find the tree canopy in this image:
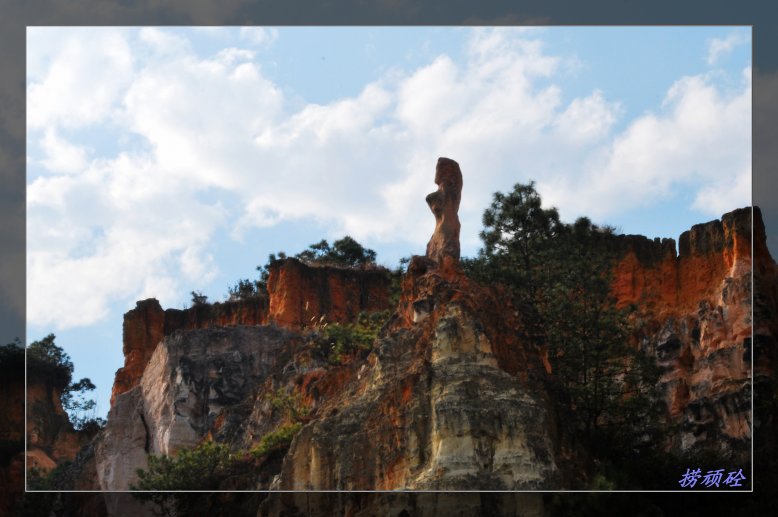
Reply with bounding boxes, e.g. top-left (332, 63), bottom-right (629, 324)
top-left (464, 181), bottom-right (664, 485)
top-left (27, 334), bottom-right (104, 431)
